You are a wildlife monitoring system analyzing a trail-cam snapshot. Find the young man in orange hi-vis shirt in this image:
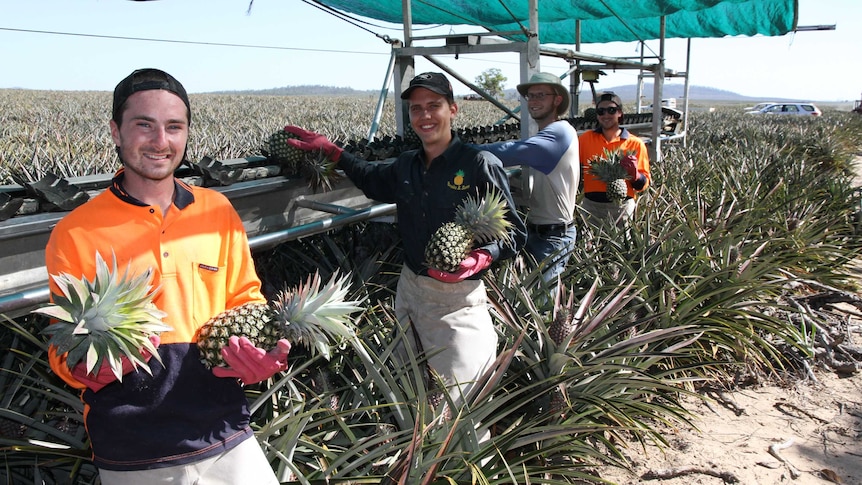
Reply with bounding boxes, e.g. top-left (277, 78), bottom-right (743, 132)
top-left (44, 68), bottom-right (287, 485)
top-left (578, 91), bottom-right (651, 230)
